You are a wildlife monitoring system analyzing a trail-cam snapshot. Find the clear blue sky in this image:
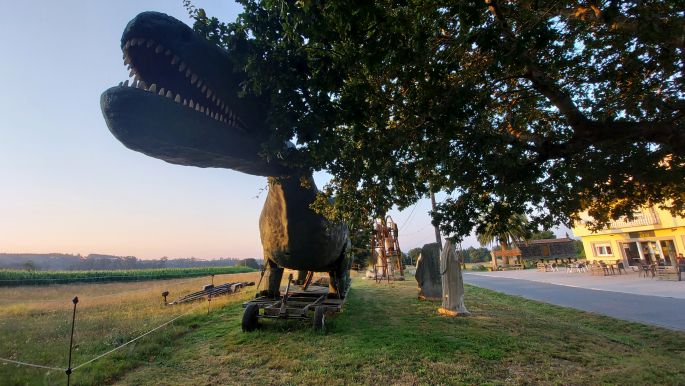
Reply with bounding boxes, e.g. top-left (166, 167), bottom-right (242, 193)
top-left (0, 1), bottom-right (569, 260)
